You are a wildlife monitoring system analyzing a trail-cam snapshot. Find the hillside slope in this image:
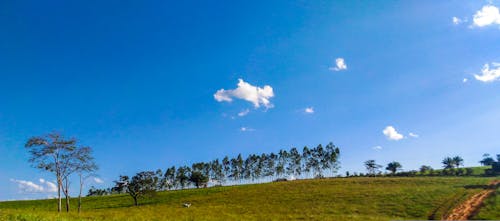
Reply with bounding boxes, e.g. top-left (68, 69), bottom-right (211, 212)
top-left (0, 177), bottom-right (496, 221)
